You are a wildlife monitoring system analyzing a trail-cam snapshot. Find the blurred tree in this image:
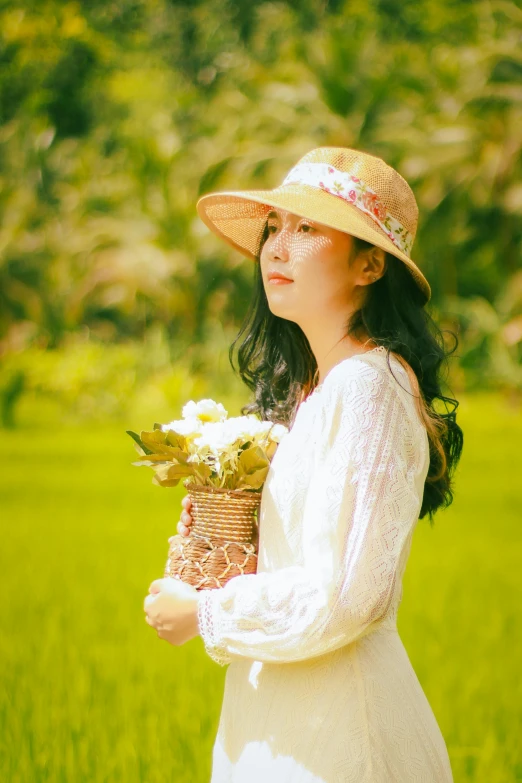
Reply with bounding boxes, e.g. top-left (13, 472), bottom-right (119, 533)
top-left (0, 0), bottom-right (520, 423)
